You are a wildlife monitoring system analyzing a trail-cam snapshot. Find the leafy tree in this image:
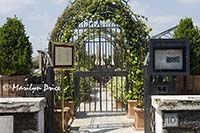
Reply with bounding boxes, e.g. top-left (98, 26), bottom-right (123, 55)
top-left (0, 17), bottom-right (32, 75)
top-left (174, 18), bottom-right (200, 75)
